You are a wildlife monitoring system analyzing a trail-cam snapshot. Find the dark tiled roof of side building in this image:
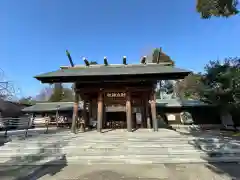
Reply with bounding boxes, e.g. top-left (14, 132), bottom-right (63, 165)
top-left (0, 99), bottom-right (25, 117)
top-left (22, 102), bottom-right (83, 112)
top-left (22, 99), bottom-right (212, 113)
